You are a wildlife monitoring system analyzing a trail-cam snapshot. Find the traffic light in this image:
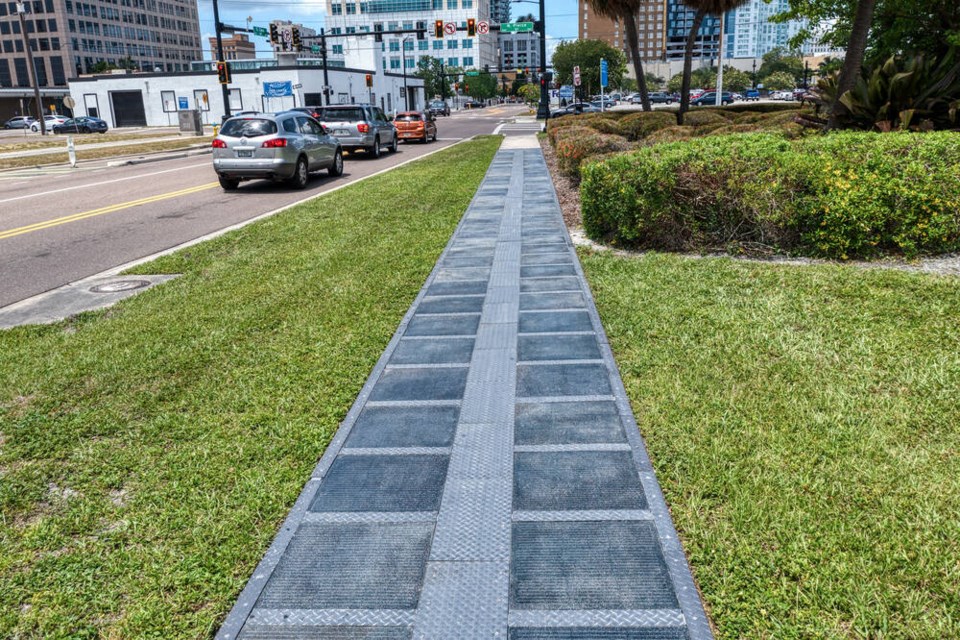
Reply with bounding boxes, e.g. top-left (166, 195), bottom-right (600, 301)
top-left (416, 21), bottom-right (426, 40)
top-left (216, 60), bottom-right (230, 84)
top-left (269, 23), bottom-right (279, 45)
top-left (454, 82), bottom-right (459, 92)
top-left (464, 82), bottom-right (469, 94)
top-left (466, 18), bottom-right (476, 37)
top-left (291, 27), bottom-right (302, 51)
top-left (365, 73), bottom-right (373, 88)
top-left (434, 19), bottom-right (443, 38)
top-left (374, 22), bottom-right (383, 43)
